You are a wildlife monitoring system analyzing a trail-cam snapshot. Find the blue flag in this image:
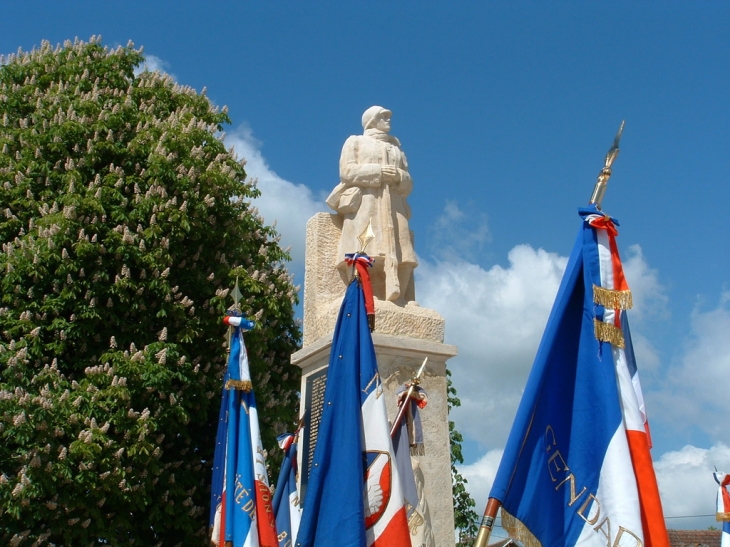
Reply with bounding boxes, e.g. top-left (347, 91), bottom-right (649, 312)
top-left (295, 279), bottom-right (411, 547)
top-left (295, 280), bottom-right (369, 547)
top-left (273, 434), bottom-right (301, 547)
top-left (489, 205), bottom-right (668, 547)
top-left (210, 318), bottom-right (279, 547)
